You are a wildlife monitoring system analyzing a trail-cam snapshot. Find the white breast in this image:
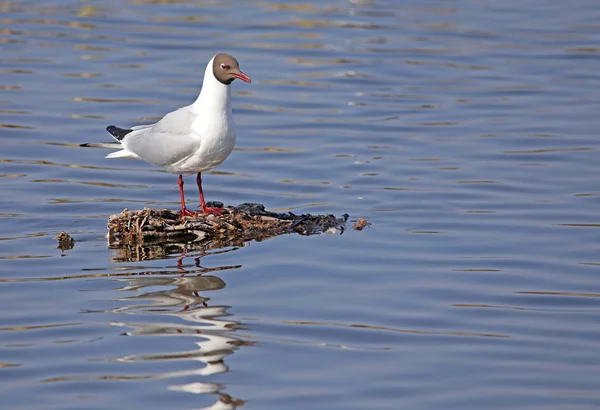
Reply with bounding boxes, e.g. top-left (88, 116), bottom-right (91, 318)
top-left (168, 114), bottom-right (236, 174)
